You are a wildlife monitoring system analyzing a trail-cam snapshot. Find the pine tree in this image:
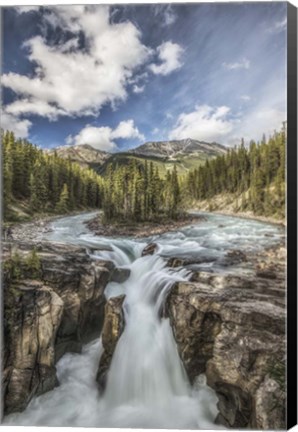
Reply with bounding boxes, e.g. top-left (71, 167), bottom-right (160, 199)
top-left (183, 125), bottom-right (285, 218)
top-left (55, 184), bottom-right (69, 214)
top-left (29, 174), bottom-right (40, 212)
top-left (170, 165), bottom-right (180, 218)
top-left (2, 131), bottom-right (13, 217)
top-left (25, 248), bottom-right (41, 278)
